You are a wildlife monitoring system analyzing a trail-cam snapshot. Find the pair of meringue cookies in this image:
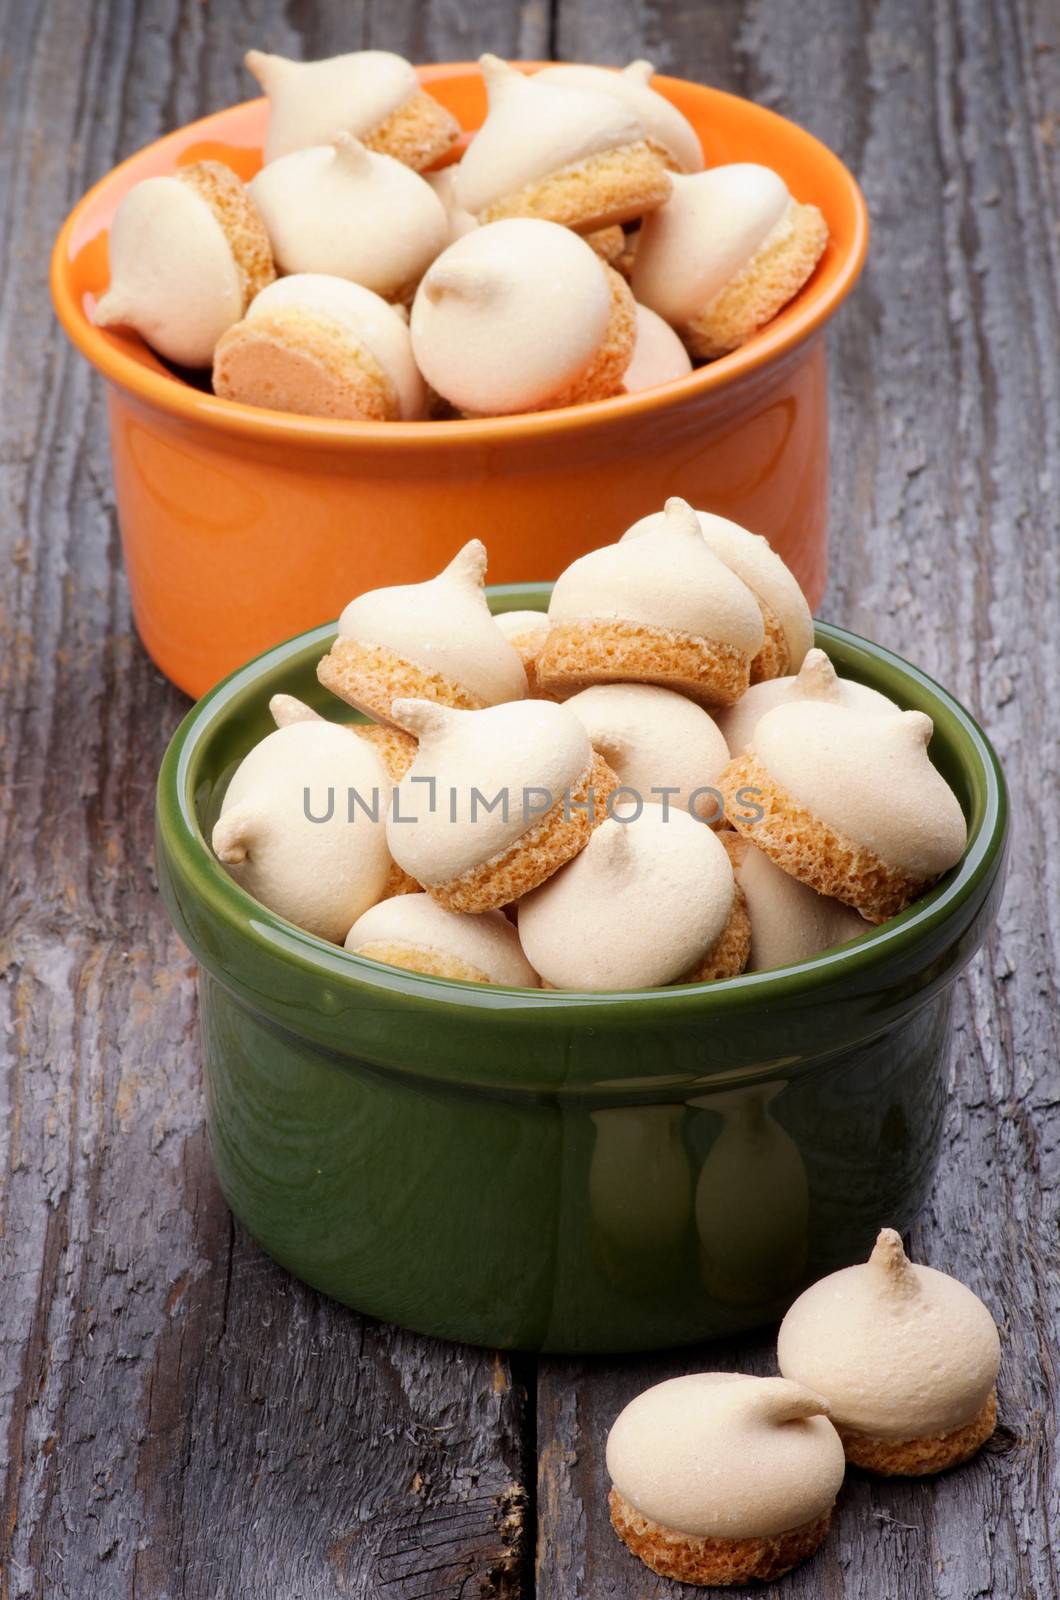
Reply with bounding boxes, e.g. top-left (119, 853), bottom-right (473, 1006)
top-left (212, 498), bottom-right (967, 992)
top-left (607, 1229), bottom-right (1001, 1586)
top-left (93, 51), bottom-right (829, 418)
